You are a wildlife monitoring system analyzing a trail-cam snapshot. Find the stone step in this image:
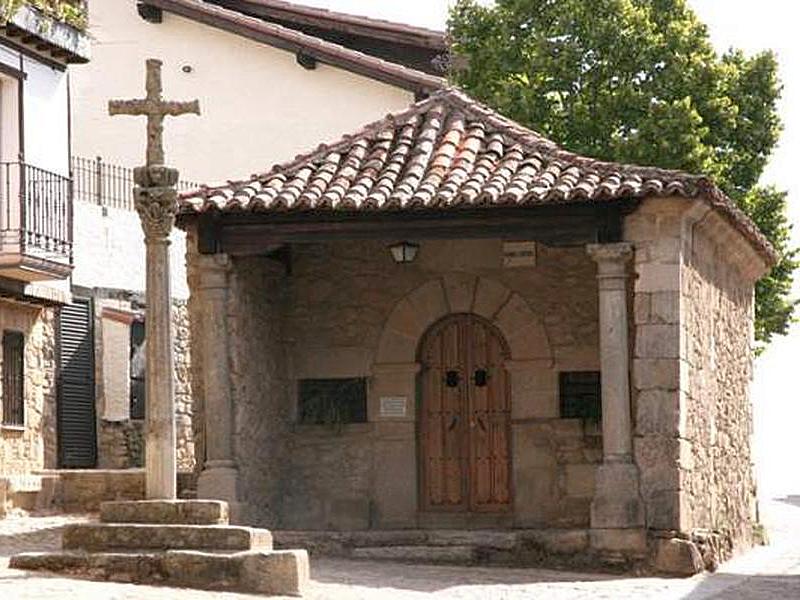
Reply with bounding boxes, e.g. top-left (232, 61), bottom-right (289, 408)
top-left (351, 544), bottom-right (477, 564)
top-left (100, 499), bottom-right (228, 525)
top-left (273, 529), bottom-right (518, 552)
top-left (10, 548), bottom-right (309, 597)
top-left (62, 523), bottom-right (273, 552)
